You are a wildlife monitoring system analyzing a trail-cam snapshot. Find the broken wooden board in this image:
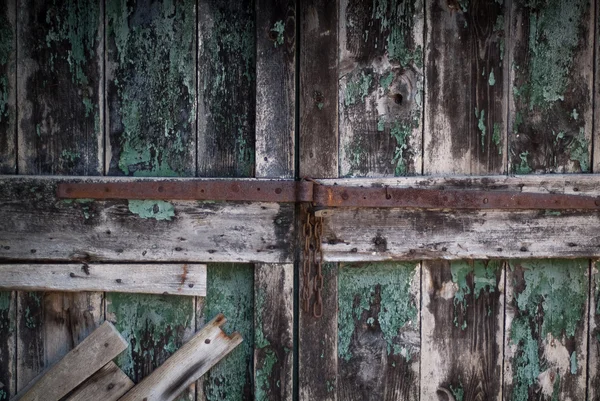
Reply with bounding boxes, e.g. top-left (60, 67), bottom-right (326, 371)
top-left (504, 259), bottom-right (589, 400)
top-left (0, 177), bottom-right (294, 264)
top-left (337, 262), bottom-right (420, 401)
top-left (339, 0), bottom-right (424, 177)
top-left (119, 314), bottom-right (241, 401)
top-left (12, 321), bottom-right (128, 401)
top-left (0, 264), bottom-right (206, 296)
top-left (508, 0), bottom-right (594, 174)
top-left (0, 0), bottom-right (16, 174)
top-left (63, 361), bottom-right (133, 401)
